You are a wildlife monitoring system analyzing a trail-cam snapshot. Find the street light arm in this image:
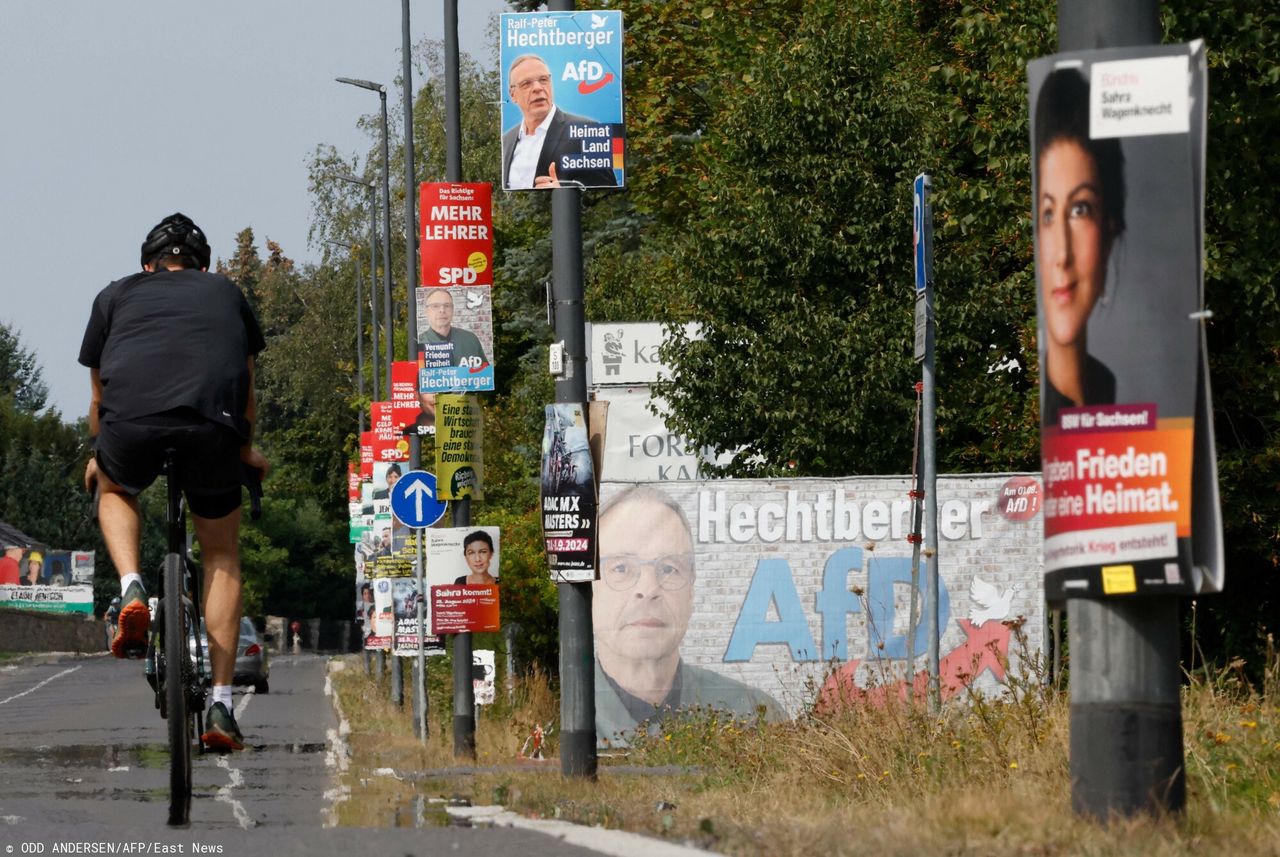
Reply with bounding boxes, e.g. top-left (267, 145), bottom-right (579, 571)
top-left (336, 76), bottom-right (386, 93)
top-left (328, 172), bottom-right (375, 189)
